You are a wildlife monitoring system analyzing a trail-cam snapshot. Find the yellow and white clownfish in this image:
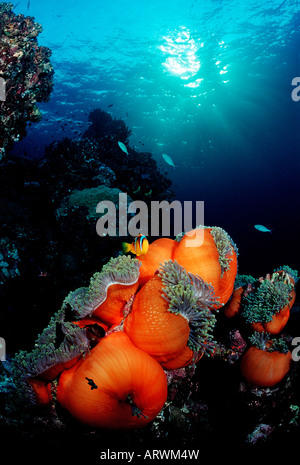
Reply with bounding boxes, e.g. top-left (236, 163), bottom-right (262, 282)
top-left (122, 234), bottom-right (149, 257)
